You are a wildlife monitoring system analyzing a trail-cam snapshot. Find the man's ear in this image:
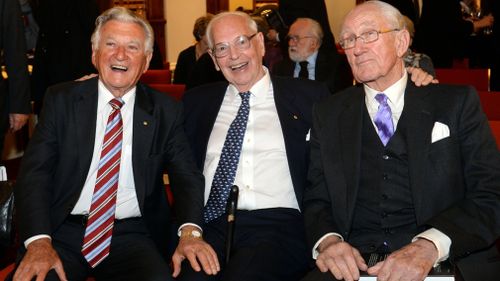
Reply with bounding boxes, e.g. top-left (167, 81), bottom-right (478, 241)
top-left (208, 50), bottom-right (221, 71)
top-left (395, 29), bottom-right (410, 58)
